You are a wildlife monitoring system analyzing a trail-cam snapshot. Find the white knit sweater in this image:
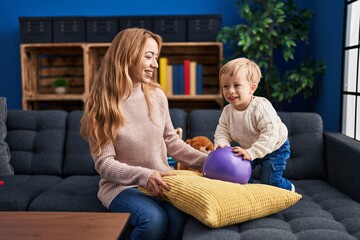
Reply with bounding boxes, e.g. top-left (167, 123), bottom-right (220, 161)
top-left (92, 85), bottom-right (207, 208)
top-left (214, 96), bottom-right (288, 160)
